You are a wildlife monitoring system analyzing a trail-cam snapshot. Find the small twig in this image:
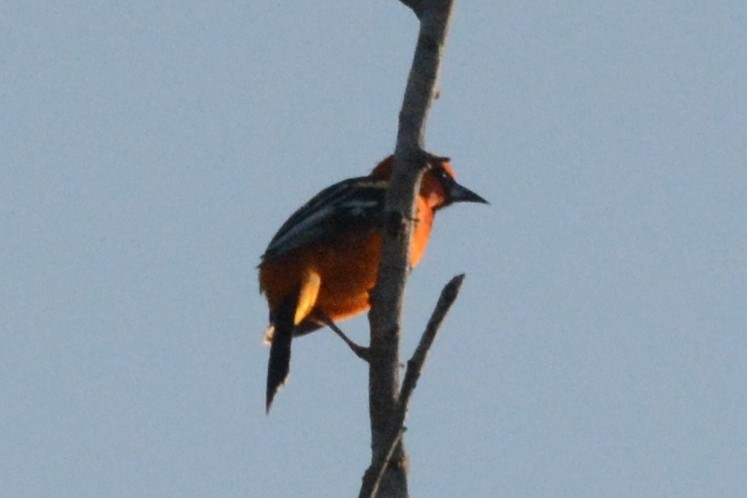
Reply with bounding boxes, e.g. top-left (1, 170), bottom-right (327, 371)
top-left (360, 274), bottom-right (465, 498)
top-left (399, 273), bottom-right (465, 411)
